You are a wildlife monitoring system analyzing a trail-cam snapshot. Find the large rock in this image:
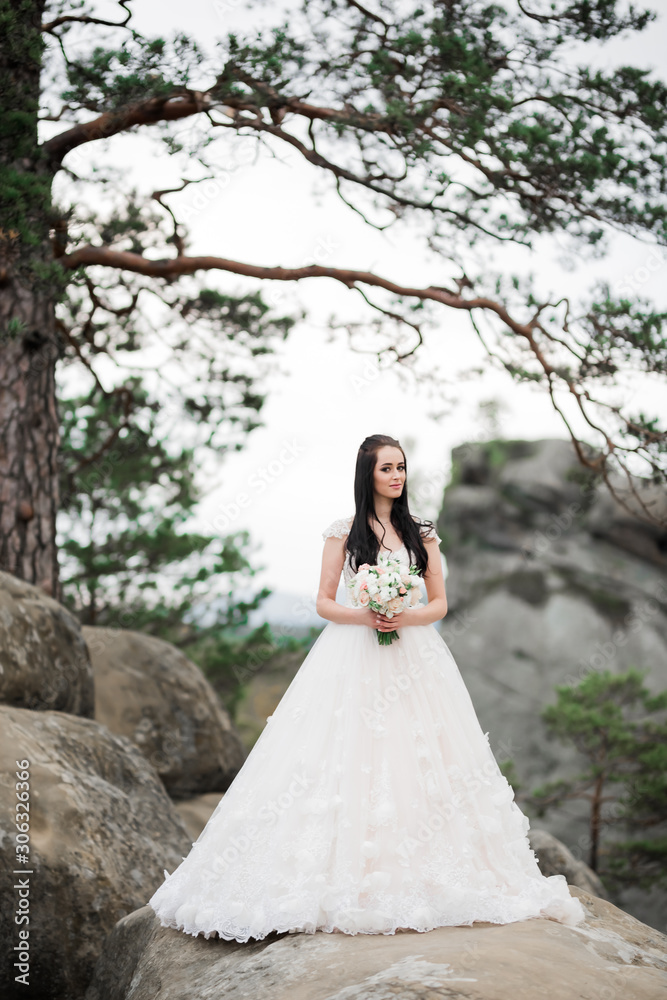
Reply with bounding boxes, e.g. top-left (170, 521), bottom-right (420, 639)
top-left (435, 437), bottom-right (667, 931)
top-left (440, 439), bottom-right (594, 552)
top-left (84, 889), bottom-right (667, 1000)
top-left (441, 437), bottom-right (667, 567)
top-left (527, 828), bottom-right (608, 899)
top-left (0, 706), bottom-right (192, 1000)
top-left (585, 474), bottom-right (667, 565)
top-left (83, 627), bottom-right (246, 799)
top-left (233, 645), bottom-right (308, 749)
top-left (0, 570), bottom-right (94, 716)
top-left (174, 792), bottom-right (224, 841)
